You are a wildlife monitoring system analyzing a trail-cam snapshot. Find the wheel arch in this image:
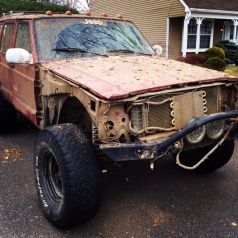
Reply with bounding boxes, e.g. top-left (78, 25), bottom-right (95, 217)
top-left (58, 96), bottom-right (92, 133)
